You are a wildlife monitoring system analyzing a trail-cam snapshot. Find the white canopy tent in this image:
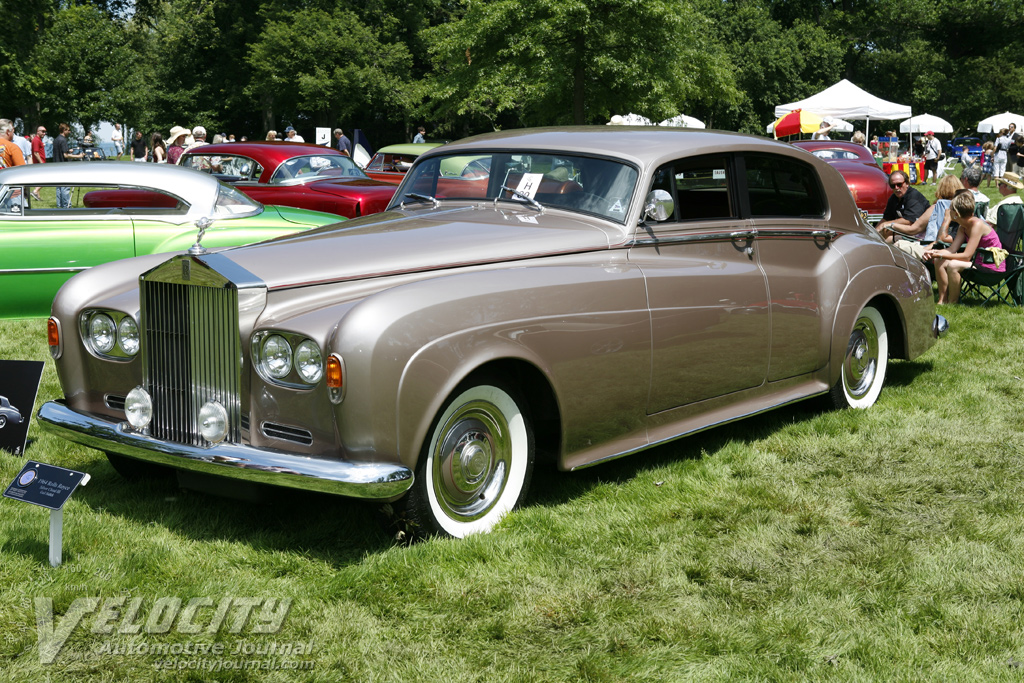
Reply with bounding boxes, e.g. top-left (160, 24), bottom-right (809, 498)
top-left (660, 114), bottom-right (706, 129)
top-left (899, 113), bottom-right (953, 134)
top-left (765, 116), bottom-right (854, 136)
top-left (977, 111), bottom-right (1024, 134)
top-left (775, 79), bottom-right (912, 141)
